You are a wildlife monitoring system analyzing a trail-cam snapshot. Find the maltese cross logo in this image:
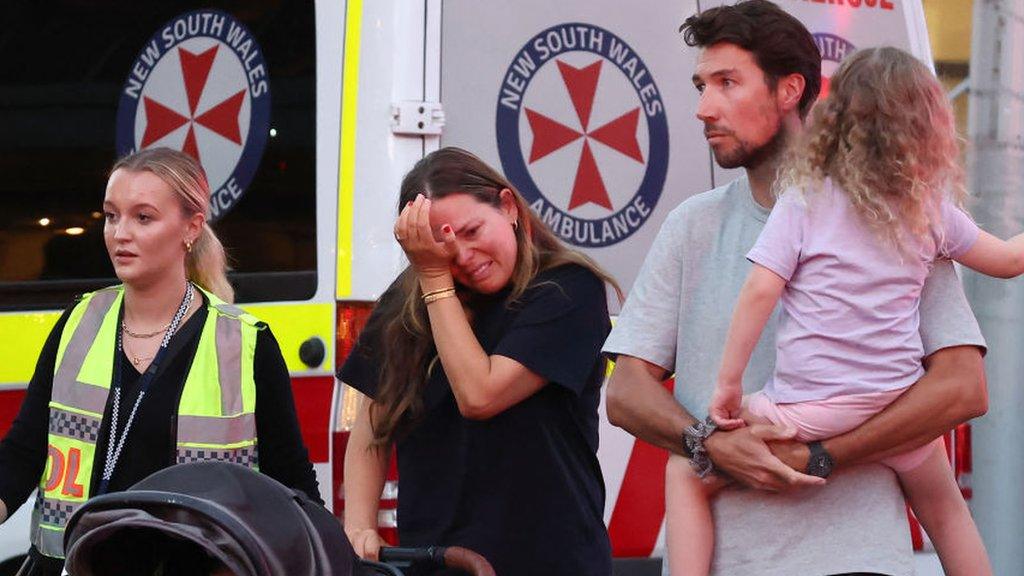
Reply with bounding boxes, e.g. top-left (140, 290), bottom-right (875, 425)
top-left (142, 45), bottom-right (245, 162)
top-left (525, 60), bottom-right (644, 211)
top-left (141, 45), bottom-right (246, 164)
